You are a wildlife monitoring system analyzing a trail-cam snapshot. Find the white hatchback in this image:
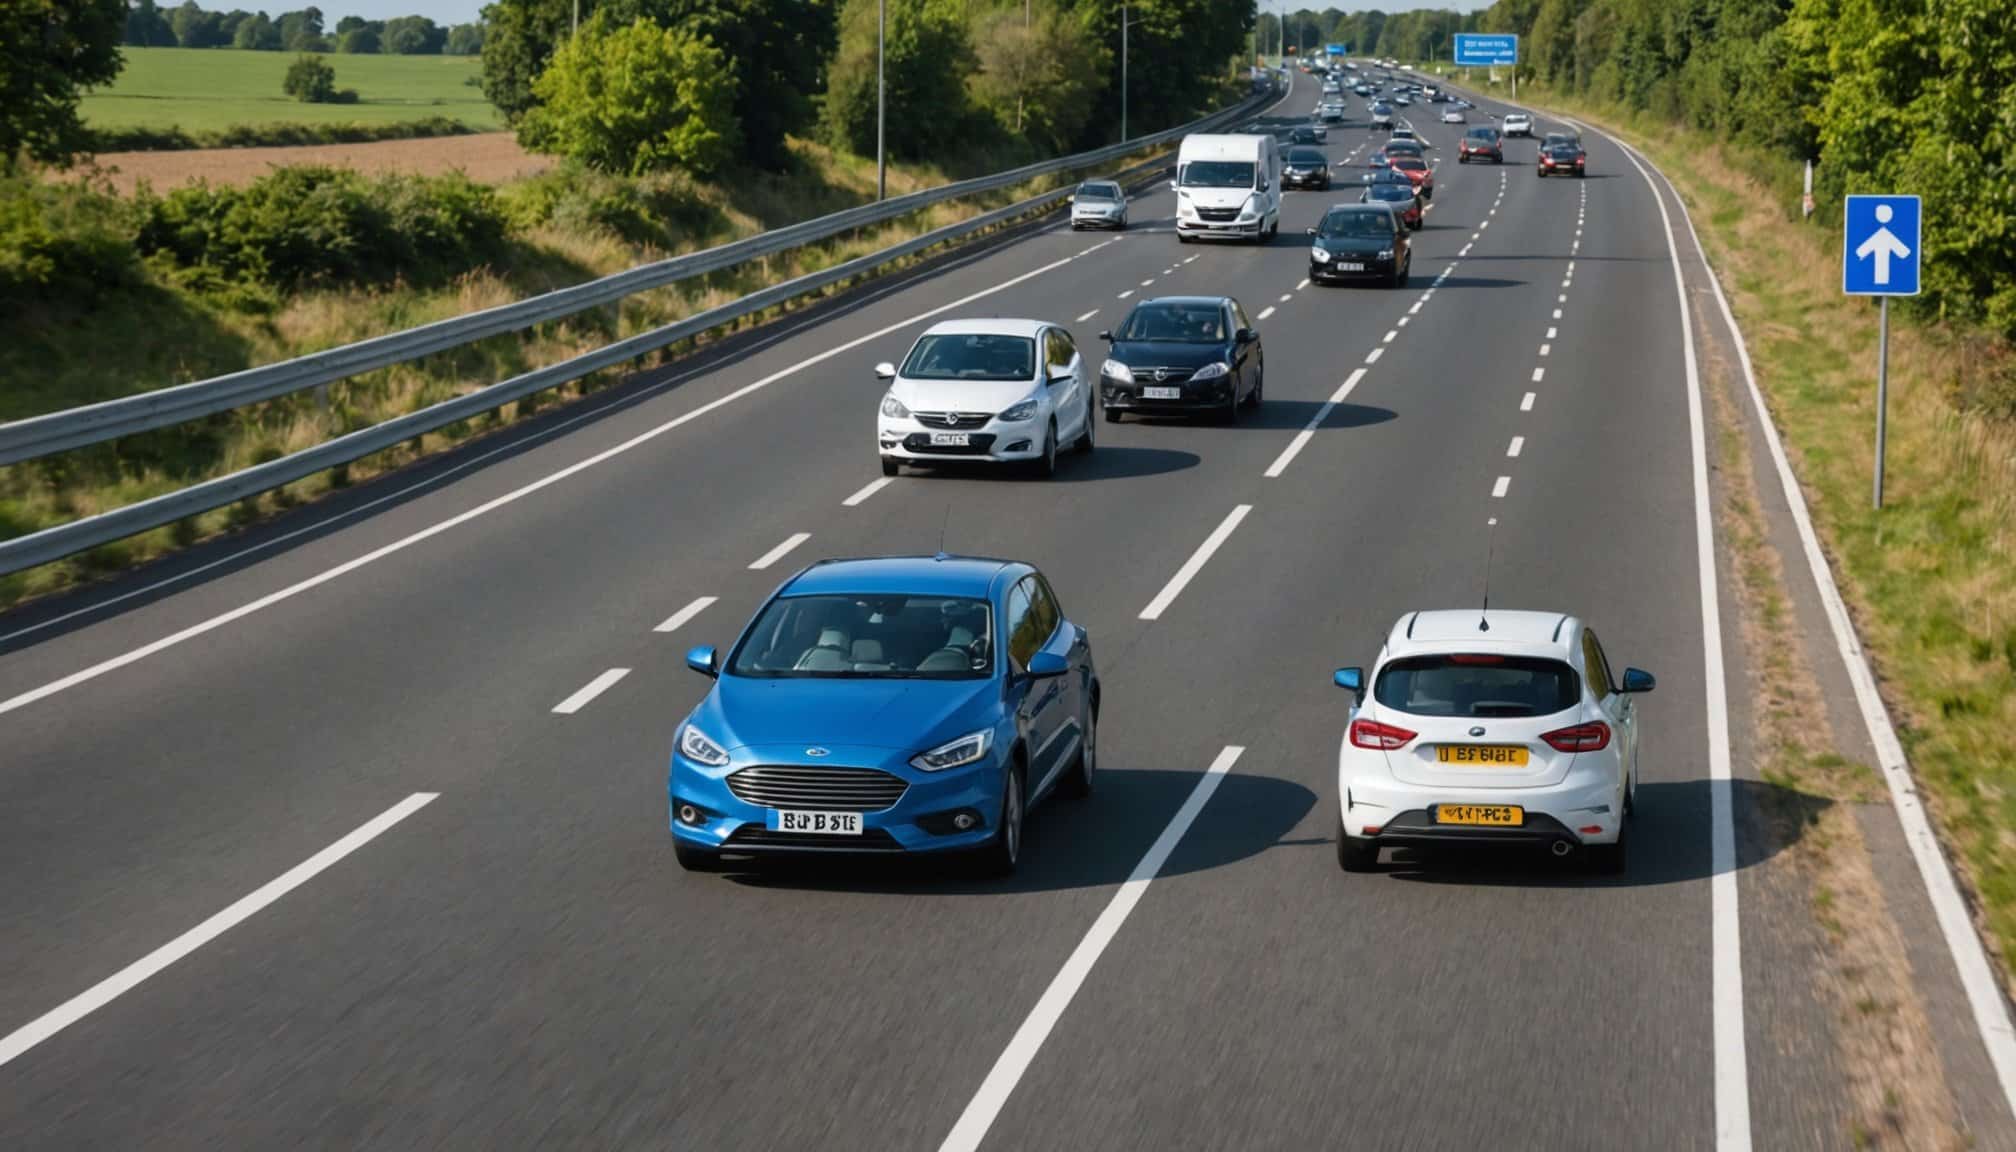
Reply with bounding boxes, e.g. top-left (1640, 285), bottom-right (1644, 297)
top-left (1503, 112), bottom-right (1534, 137)
top-left (1331, 609), bottom-right (1656, 874)
top-left (876, 319), bottom-right (1096, 477)
top-left (1441, 108), bottom-right (1465, 124)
